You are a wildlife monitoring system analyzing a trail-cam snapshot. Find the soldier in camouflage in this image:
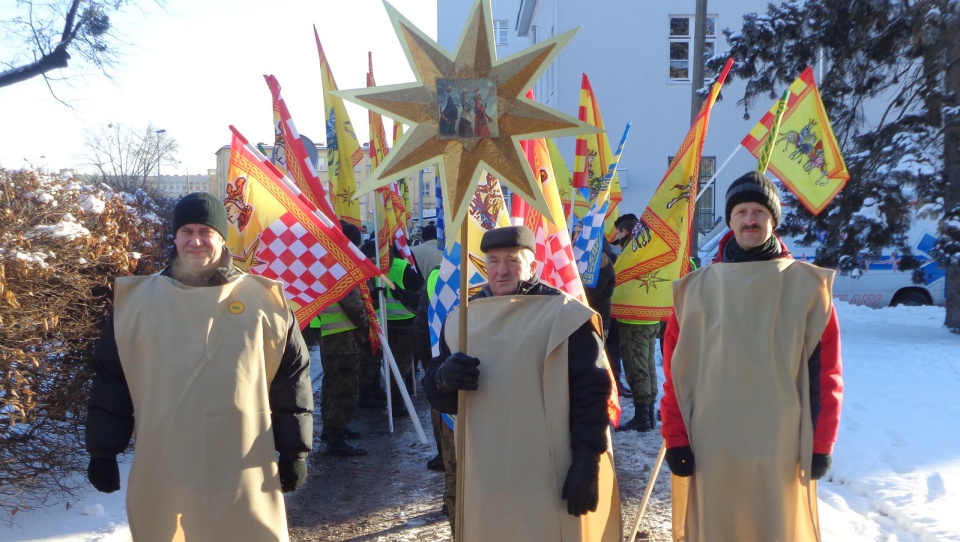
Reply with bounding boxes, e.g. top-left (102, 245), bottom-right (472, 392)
top-left (310, 221), bottom-right (370, 456)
